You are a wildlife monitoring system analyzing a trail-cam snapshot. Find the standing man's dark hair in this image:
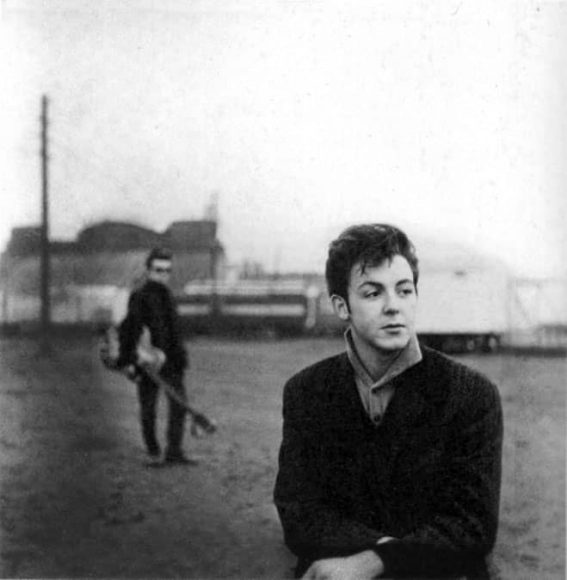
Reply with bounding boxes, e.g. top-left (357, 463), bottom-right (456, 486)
top-left (117, 247), bottom-right (195, 465)
top-left (274, 223), bottom-right (503, 580)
